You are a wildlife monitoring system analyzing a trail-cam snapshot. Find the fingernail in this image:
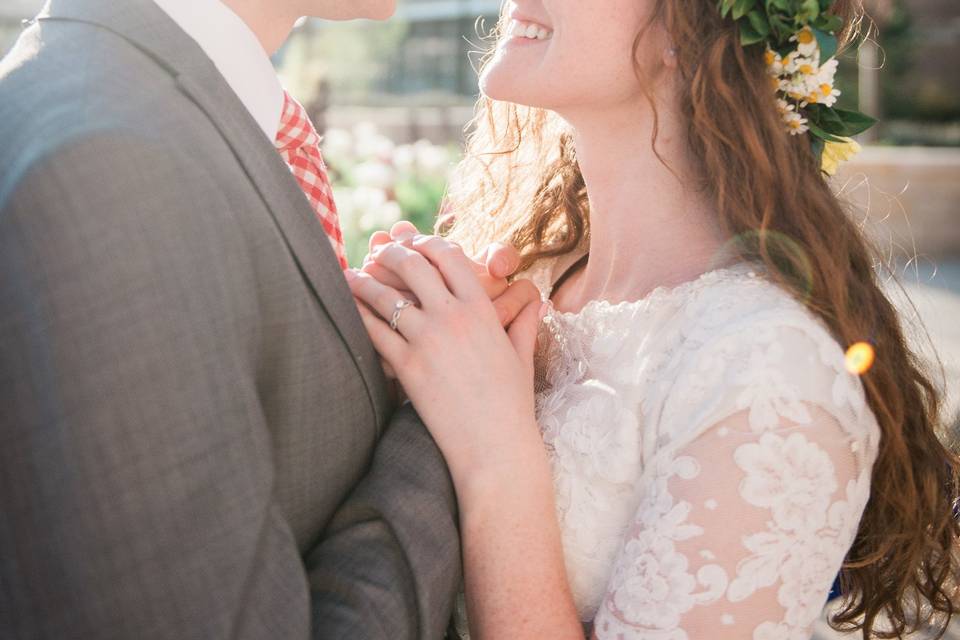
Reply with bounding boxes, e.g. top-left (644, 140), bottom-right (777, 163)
top-left (344, 269), bottom-right (357, 281)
